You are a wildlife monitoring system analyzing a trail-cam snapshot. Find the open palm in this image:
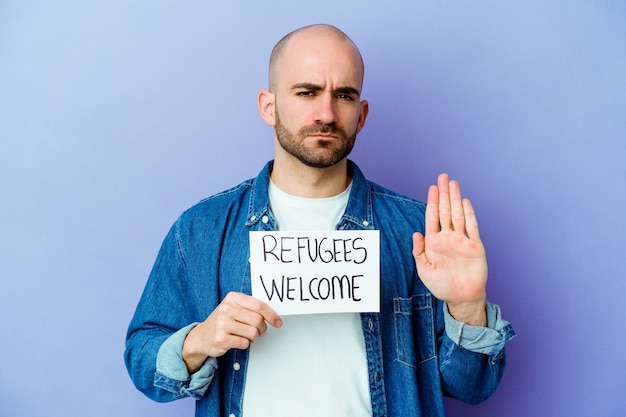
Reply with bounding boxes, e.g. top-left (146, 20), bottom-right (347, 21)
top-left (412, 174), bottom-right (488, 326)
